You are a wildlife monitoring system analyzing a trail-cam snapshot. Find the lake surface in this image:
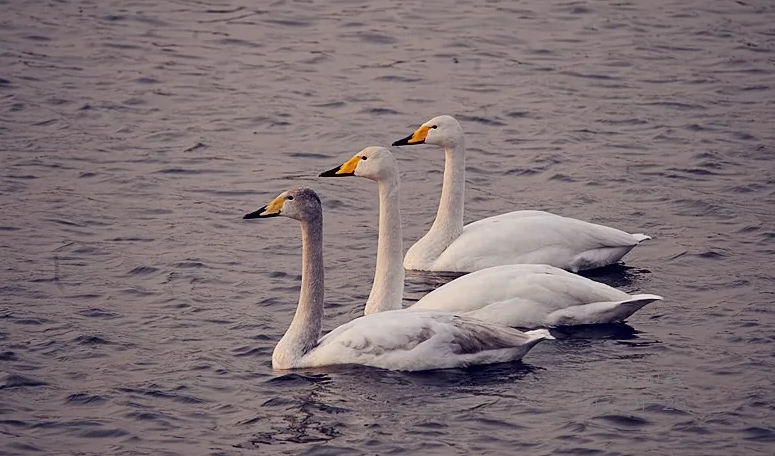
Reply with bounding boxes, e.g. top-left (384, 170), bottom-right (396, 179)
top-left (1, 0), bottom-right (774, 454)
